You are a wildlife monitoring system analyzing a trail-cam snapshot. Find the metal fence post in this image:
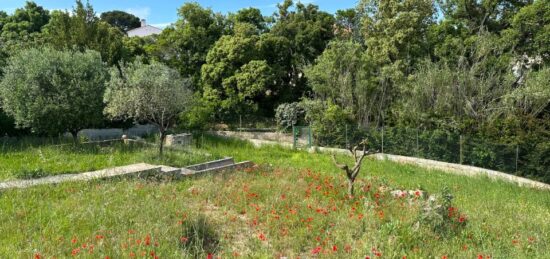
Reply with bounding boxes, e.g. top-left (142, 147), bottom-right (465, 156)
top-left (515, 144), bottom-right (519, 174)
top-left (292, 125), bottom-right (296, 149)
top-left (459, 135), bottom-right (464, 164)
top-left (416, 128), bottom-right (420, 157)
top-left (381, 127), bottom-right (385, 154)
top-left (345, 124), bottom-right (349, 149)
top-left (308, 125), bottom-right (312, 149)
